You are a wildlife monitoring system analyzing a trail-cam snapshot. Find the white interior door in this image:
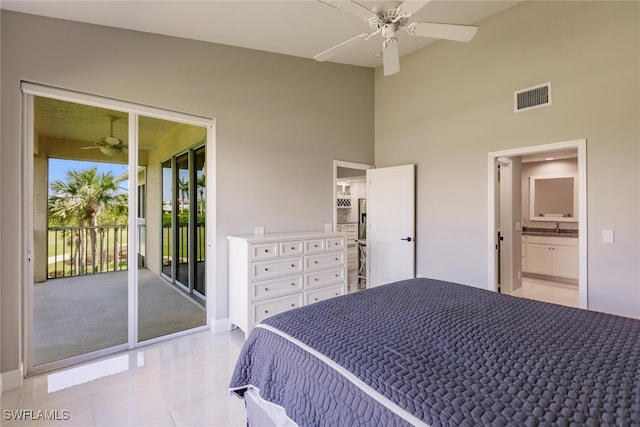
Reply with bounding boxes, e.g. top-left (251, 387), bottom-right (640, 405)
top-left (366, 164), bottom-right (415, 287)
